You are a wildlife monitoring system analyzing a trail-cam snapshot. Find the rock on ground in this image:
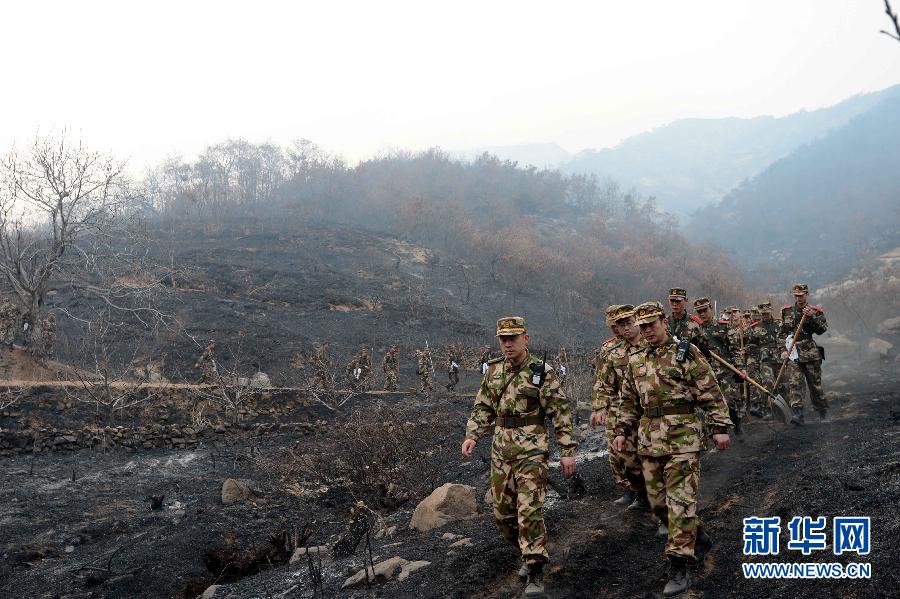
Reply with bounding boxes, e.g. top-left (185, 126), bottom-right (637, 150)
top-left (409, 483), bottom-right (478, 531)
top-left (221, 478), bottom-right (251, 504)
top-left (342, 556), bottom-right (432, 588)
top-left (868, 338), bottom-right (894, 356)
top-left (877, 315), bottom-right (900, 333)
